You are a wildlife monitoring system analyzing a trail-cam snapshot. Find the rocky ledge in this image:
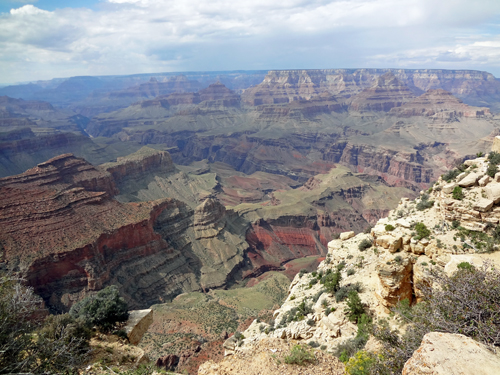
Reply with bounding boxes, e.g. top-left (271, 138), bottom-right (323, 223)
top-left (209, 153), bottom-right (500, 374)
